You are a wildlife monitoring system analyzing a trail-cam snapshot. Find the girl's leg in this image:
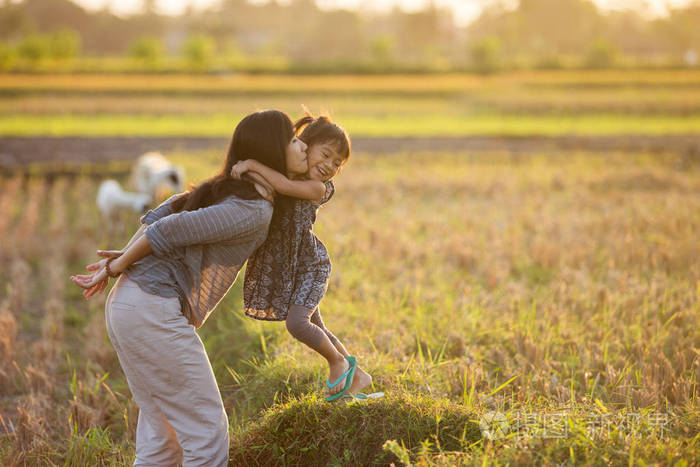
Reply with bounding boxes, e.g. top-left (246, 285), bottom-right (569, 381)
top-left (309, 307), bottom-right (349, 356)
top-left (310, 307), bottom-right (373, 394)
top-left (286, 305), bottom-right (372, 395)
top-left (106, 276), bottom-right (229, 467)
top-left (287, 304), bottom-right (347, 396)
